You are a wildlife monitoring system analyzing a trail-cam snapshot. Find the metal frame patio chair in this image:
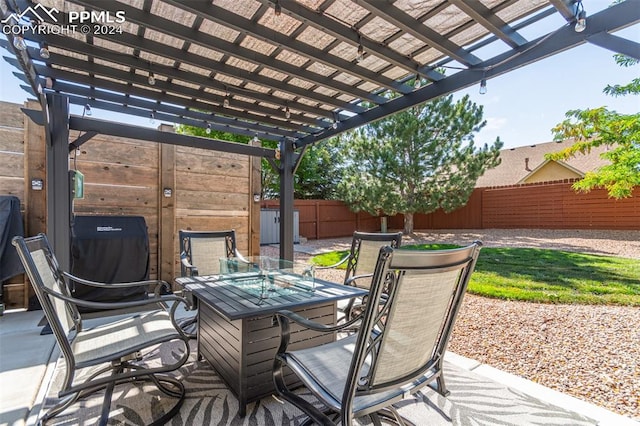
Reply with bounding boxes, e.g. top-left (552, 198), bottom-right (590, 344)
top-left (12, 233), bottom-right (190, 426)
top-left (178, 230), bottom-right (247, 336)
top-left (318, 231), bottom-right (402, 321)
top-left (273, 241), bottom-right (482, 425)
